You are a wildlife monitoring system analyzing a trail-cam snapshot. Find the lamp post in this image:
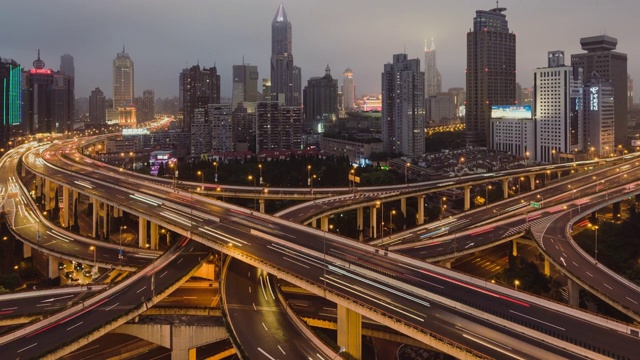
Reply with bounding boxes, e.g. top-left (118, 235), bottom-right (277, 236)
top-left (90, 246), bottom-right (97, 278)
top-left (591, 225), bottom-right (599, 264)
top-left (485, 185), bottom-right (492, 207)
top-left (248, 175), bottom-right (257, 210)
top-left (440, 197), bottom-right (446, 219)
top-left (376, 200), bottom-right (384, 243)
top-left (514, 279), bottom-right (520, 291)
top-left (307, 165), bottom-right (311, 187)
top-left (119, 226), bottom-right (126, 259)
top-left (259, 163), bottom-right (263, 185)
top-left (333, 346), bottom-right (345, 360)
top-left (129, 151), bottom-right (135, 170)
top-left (405, 162), bottom-right (410, 184)
top-left (537, 194), bottom-right (544, 208)
top-left (213, 161), bottom-right (219, 183)
top-left (388, 209), bottom-right (396, 240)
top-left (525, 151), bottom-right (530, 166)
top-left (197, 170), bottom-right (204, 190)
